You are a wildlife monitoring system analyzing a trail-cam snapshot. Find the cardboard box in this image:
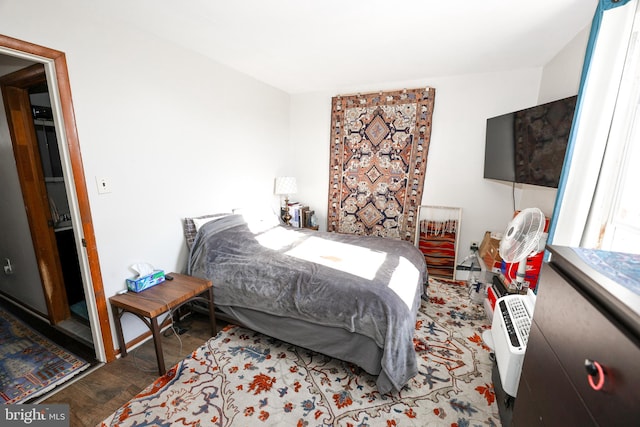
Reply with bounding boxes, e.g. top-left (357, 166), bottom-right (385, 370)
top-left (126, 270), bottom-right (165, 292)
top-left (479, 231), bottom-right (503, 272)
